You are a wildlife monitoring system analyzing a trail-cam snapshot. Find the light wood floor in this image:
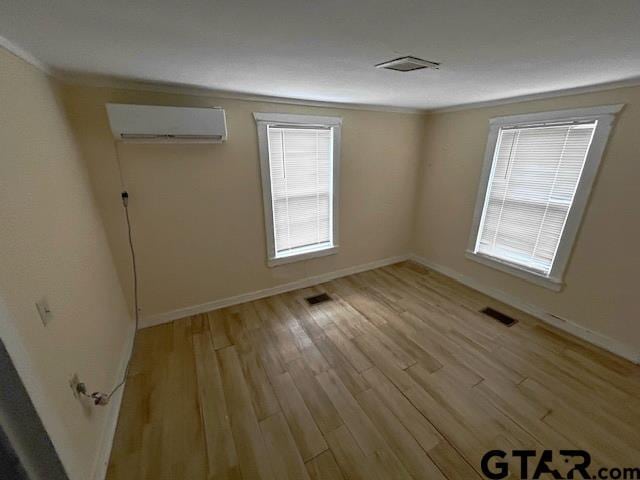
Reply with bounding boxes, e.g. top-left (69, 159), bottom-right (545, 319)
top-left (106, 262), bottom-right (640, 480)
